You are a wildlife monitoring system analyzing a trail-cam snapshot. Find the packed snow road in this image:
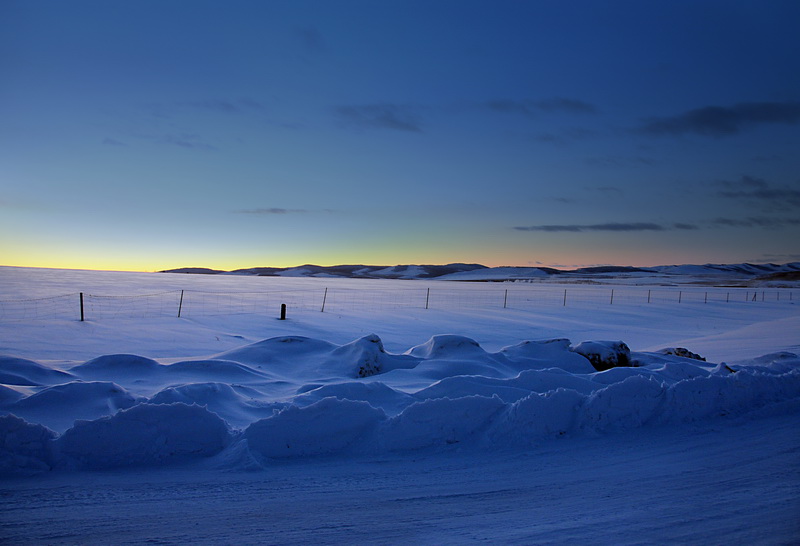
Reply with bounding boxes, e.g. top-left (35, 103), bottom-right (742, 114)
top-left (2, 404), bottom-right (798, 545)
